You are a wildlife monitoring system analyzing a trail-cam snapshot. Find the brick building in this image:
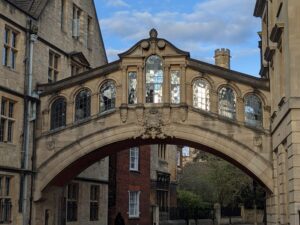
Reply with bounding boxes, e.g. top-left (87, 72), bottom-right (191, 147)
top-left (108, 144), bottom-right (179, 225)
